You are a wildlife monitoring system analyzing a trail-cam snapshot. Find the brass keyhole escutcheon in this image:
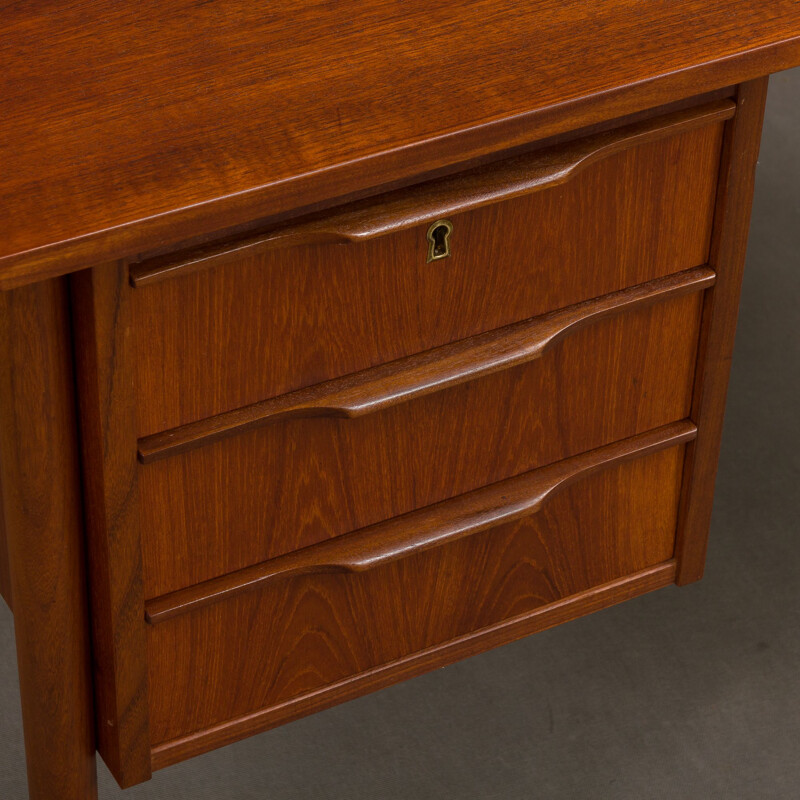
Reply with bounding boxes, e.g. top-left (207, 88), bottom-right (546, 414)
top-left (426, 219), bottom-right (453, 262)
